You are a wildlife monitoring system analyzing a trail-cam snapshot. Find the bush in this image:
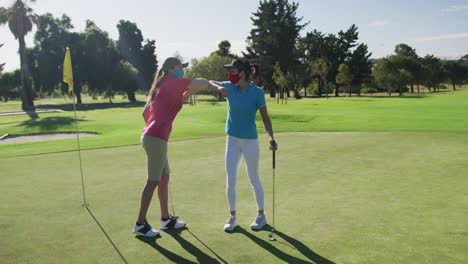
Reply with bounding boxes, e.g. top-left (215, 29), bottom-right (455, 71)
top-left (308, 84), bottom-right (319, 96)
top-left (361, 87), bottom-right (378, 94)
top-left (307, 81), bottom-right (333, 96)
top-left (338, 85), bottom-right (362, 94)
top-left (0, 69), bottom-right (21, 102)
